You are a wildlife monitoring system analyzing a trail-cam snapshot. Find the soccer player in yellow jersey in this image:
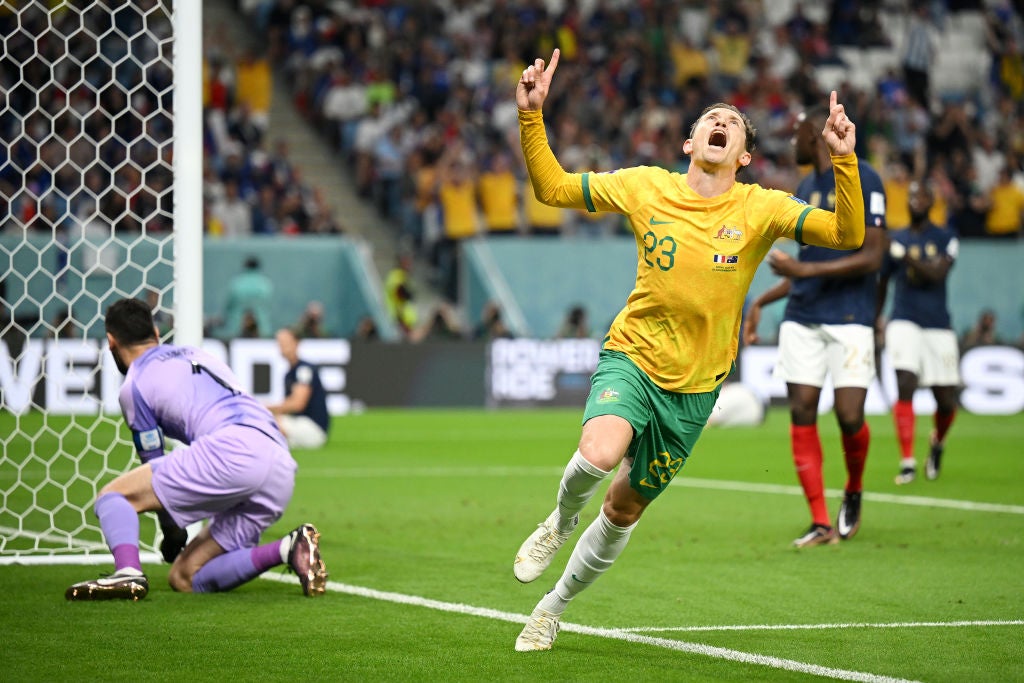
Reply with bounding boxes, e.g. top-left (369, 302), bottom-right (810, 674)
top-left (478, 152), bottom-right (521, 236)
top-left (435, 153), bottom-right (479, 301)
top-left (511, 50), bottom-right (866, 652)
